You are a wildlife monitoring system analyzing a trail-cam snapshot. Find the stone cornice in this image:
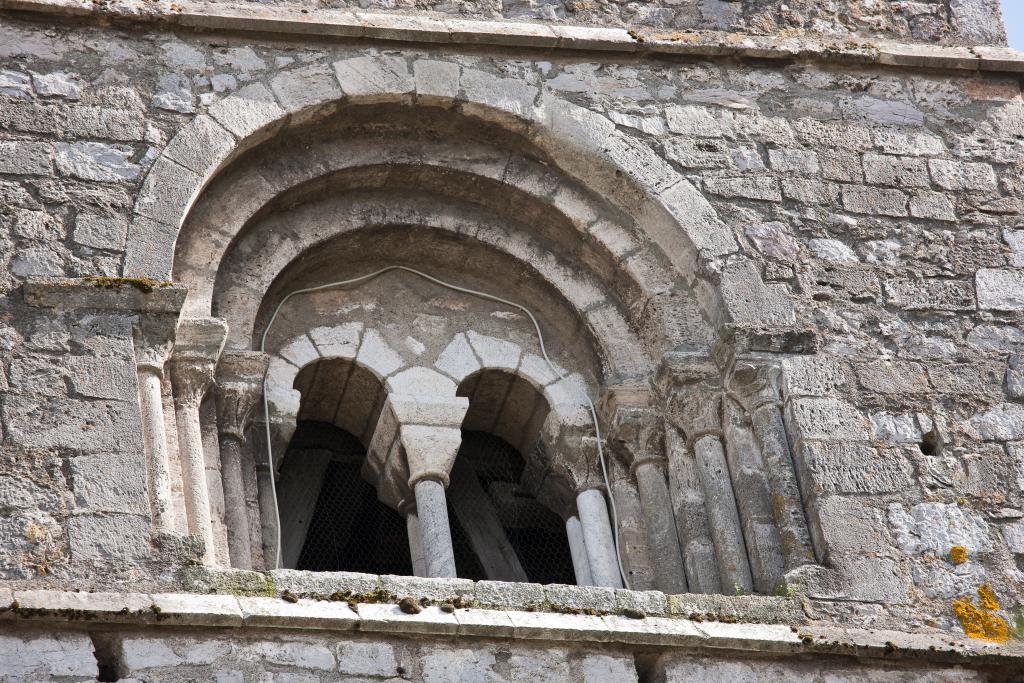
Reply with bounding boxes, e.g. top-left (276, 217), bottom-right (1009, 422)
top-left (3, 0), bottom-right (1024, 74)
top-left (0, 585), bottom-right (1020, 667)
